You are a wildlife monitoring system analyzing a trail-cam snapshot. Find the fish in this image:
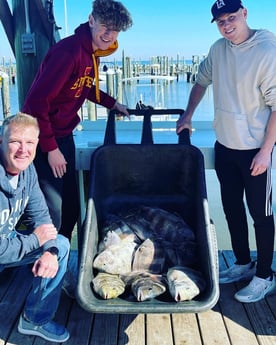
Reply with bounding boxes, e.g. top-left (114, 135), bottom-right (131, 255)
top-left (162, 240), bottom-right (198, 268)
top-left (131, 273), bottom-right (166, 302)
top-left (123, 215), bottom-right (153, 242)
top-left (100, 216), bottom-right (142, 245)
top-left (93, 206), bottom-right (201, 302)
top-left (166, 266), bottom-right (206, 302)
top-left (98, 230), bottom-right (122, 252)
top-left (137, 206), bottom-right (196, 243)
top-left (92, 272), bottom-right (126, 299)
top-left (93, 240), bottom-right (137, 275)
top-left (132, 238), bottom-right (165, 274)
